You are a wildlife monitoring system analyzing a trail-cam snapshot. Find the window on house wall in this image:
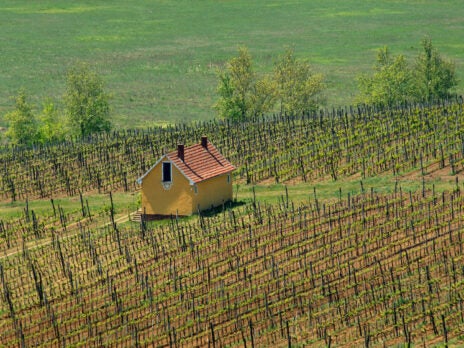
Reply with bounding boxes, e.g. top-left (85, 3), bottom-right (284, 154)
top-left (162, 162), bottom-right (172, 182)
top-left (227, 174), bottom-right (231, 183)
